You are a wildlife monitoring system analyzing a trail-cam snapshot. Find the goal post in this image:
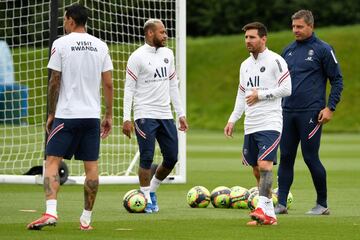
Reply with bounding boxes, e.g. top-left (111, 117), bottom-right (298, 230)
top-left (0, 0), bottom-right (186, 185)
